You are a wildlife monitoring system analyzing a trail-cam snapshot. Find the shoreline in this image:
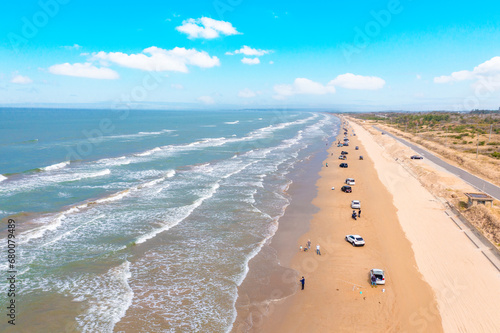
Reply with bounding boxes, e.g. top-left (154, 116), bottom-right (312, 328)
top-left (258, 117), bottom-right (443, 332)
top-left (231, 116), bottom-right (338, 332)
